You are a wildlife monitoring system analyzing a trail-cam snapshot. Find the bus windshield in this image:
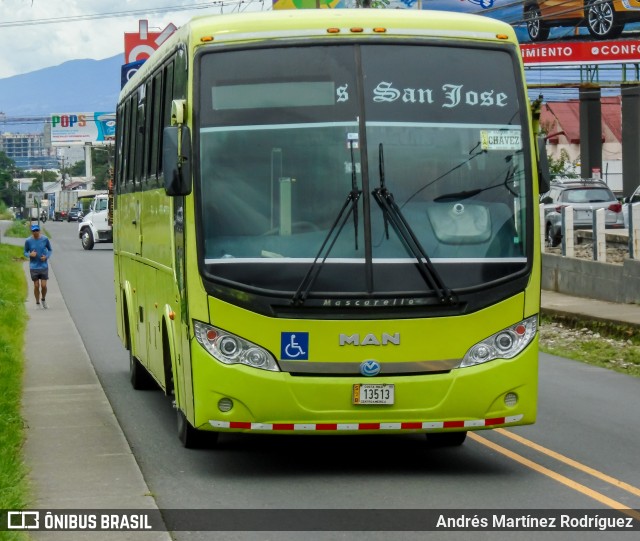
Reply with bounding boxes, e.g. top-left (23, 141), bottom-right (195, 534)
top-left (197, 43), bottom-right (529, 301)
